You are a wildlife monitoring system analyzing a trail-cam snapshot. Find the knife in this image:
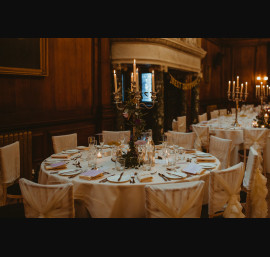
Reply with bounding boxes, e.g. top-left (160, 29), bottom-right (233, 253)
top-left (158, 173), bottom-right (168, 181)
top-left (118, 172), bottom-right (124, 182)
